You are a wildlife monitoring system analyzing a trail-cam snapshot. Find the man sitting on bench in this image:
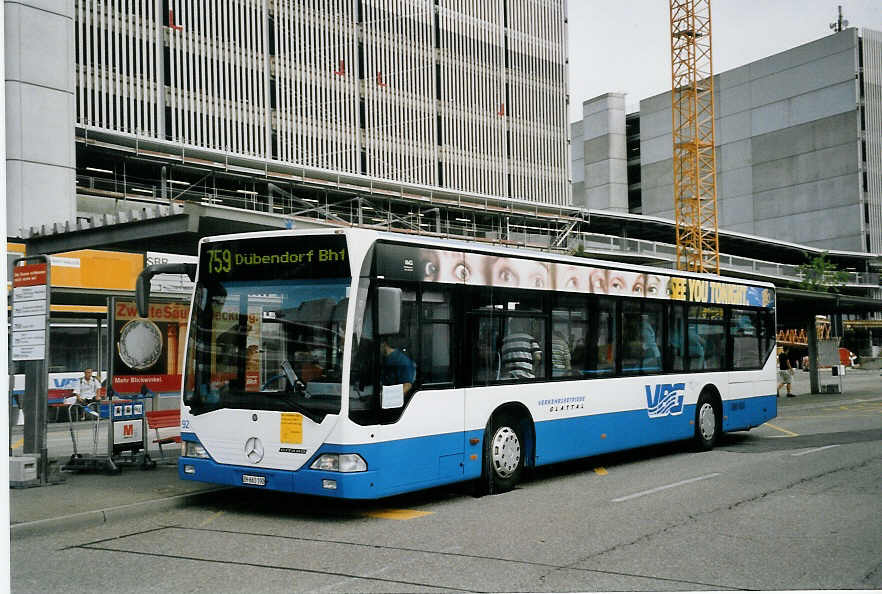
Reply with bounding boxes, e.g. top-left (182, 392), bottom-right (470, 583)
top-left (73, 368), bottom-right (103, 420)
